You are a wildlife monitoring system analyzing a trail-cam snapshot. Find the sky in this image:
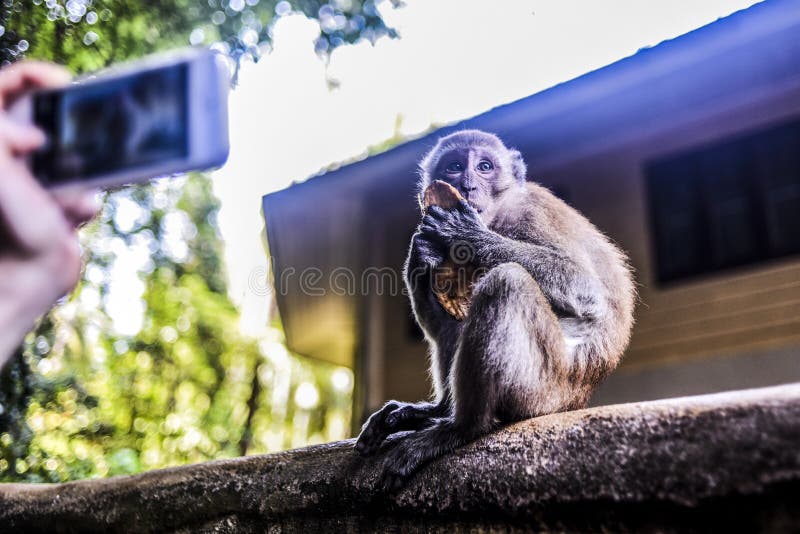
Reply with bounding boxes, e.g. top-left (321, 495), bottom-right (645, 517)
top-left (202, 0), bottom-right (765, 336)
